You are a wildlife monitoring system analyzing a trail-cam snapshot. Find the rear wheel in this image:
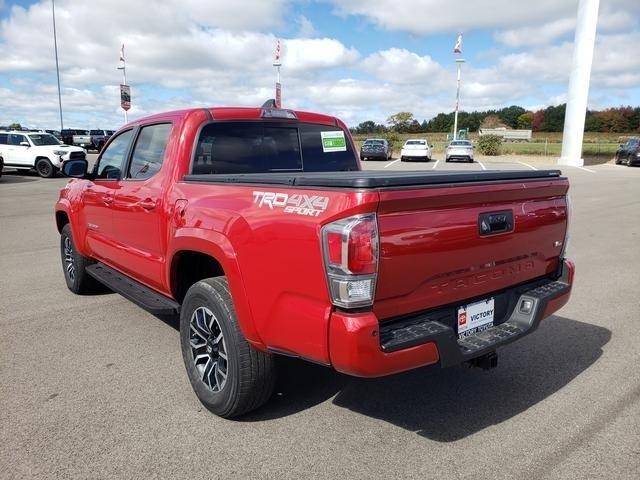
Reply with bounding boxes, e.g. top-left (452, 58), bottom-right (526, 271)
top-left (180, 277), bottom-right (275, 418)
top-left (35, 158), bottom-right (55, 178)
